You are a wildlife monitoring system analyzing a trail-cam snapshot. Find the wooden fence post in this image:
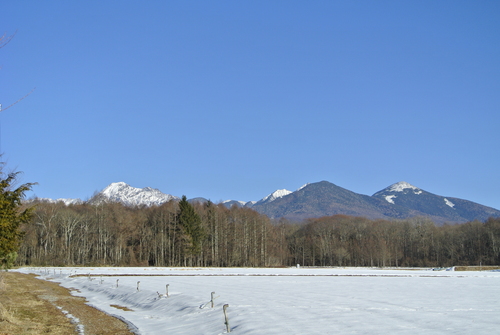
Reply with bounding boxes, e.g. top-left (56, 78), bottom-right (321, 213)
top-left (223, 304), bottom-right (230, 333)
